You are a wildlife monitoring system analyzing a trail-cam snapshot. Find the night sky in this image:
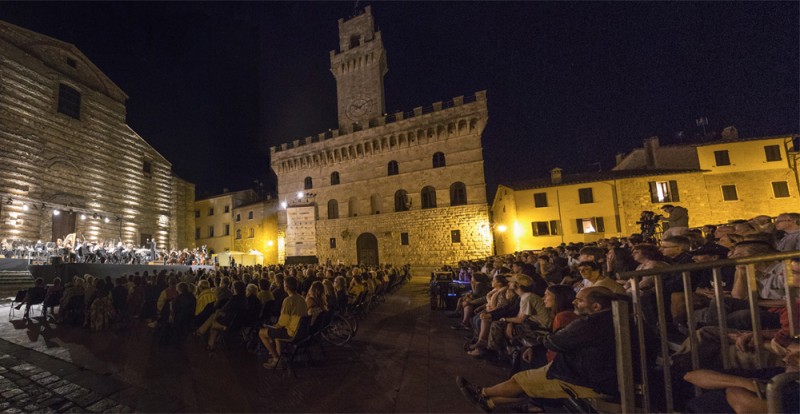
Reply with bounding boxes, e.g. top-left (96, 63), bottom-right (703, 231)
top-left (2, 2), bottom-right (797, 199)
